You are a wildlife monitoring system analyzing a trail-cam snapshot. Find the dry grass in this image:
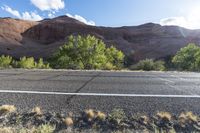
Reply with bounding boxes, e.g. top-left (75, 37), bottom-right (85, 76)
top-left (96, 111), bottom-right (106, 121)
top-left (179, 111), bottom-right (198, 123)
top-left (85, 109), bottom-right (95, 120)
top-left (0, 107), bottom-right (199, 133)
top-left (0, 127), bottom-right (13, 133)
top-left (64, 117), bottom-right (74, 127)
top-left (156, 112), bottom-right (172, 121)
top-left (32, 106), bottom-right (42, 115)
top-left (139, 115), bottom-right (149, 125)
top-left (0, 105), bottom-right (16, 114)
top-left (0, 125), bottom-right (54, 133)
top-left (185, 111), bottom-right (198, 122)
